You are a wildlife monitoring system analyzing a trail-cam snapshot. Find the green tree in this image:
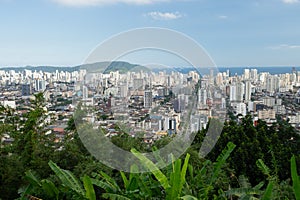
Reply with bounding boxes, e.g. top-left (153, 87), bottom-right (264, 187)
top-left (200, 115), bottom-right (300, 185)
